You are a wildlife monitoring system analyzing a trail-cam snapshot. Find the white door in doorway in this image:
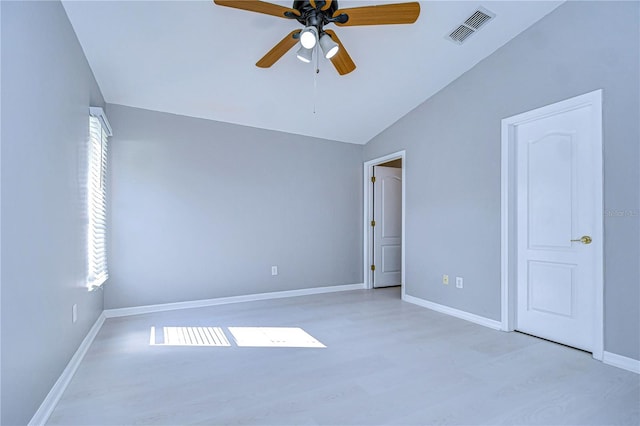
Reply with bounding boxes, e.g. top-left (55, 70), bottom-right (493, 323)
top-left (373, 166), bottom-right (402, 288)
top-left (515, 99), bottom-right (601, 352)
